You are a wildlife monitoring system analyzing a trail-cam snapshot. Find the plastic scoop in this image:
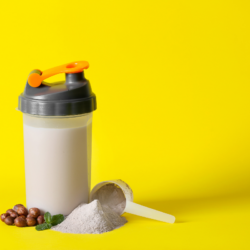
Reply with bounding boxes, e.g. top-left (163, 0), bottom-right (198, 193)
top-left (90, 180), bottom-right (175, 224)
